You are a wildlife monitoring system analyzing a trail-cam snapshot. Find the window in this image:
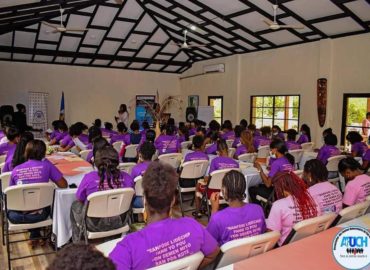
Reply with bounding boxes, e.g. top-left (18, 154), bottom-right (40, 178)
top-left (251, 95), bottom-right (300, 130)
top-left (208, 96), bottom-right (223, 124)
